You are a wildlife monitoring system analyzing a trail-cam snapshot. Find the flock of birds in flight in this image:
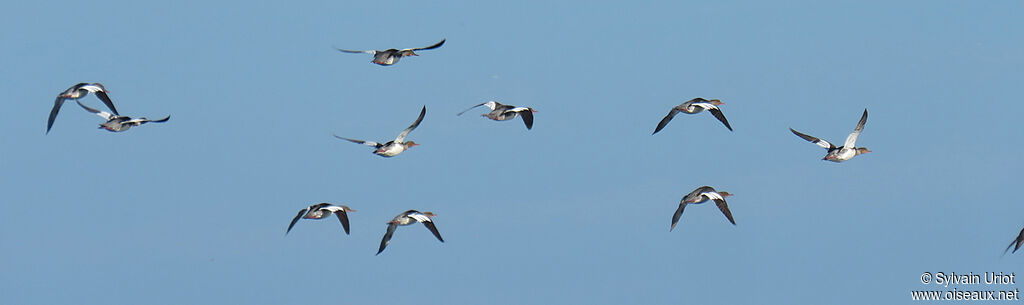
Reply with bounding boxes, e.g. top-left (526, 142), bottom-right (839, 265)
top-left (47, 37), bottom-right (963, 256)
